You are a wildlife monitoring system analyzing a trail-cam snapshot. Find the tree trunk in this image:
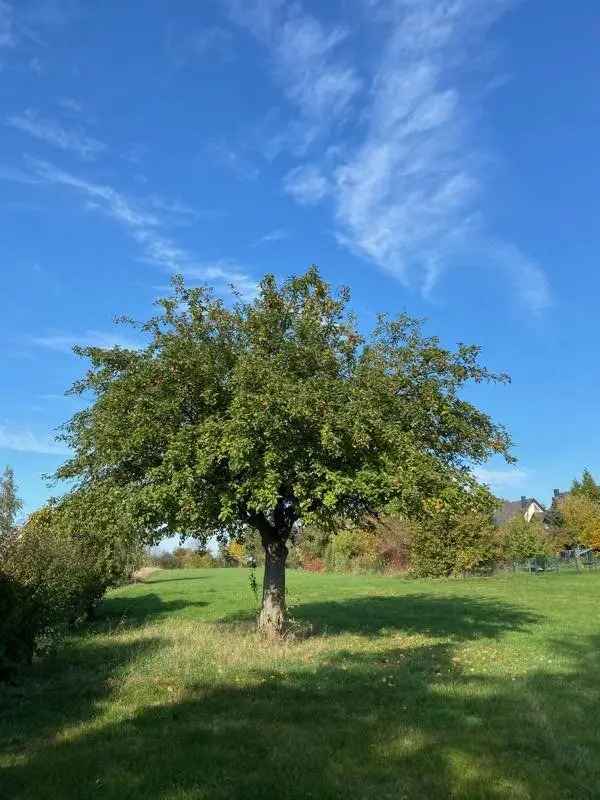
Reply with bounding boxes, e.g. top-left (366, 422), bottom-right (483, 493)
top-left (258, 535), bottom-right (288, 636)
